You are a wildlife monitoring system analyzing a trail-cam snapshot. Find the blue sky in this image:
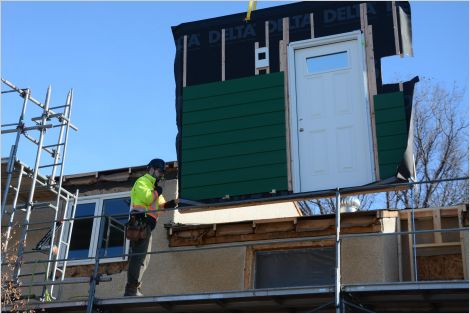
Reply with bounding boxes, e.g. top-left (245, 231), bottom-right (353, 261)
top-left (1, 1), bottom-right (468, 175)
